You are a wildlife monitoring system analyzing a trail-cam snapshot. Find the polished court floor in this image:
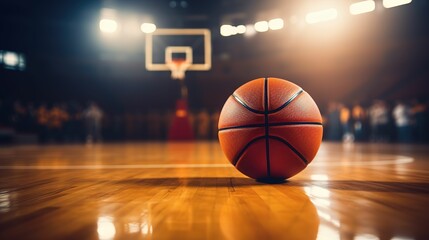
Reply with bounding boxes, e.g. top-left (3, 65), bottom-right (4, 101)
top-left (0, 142), bottom-right (428, 240)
